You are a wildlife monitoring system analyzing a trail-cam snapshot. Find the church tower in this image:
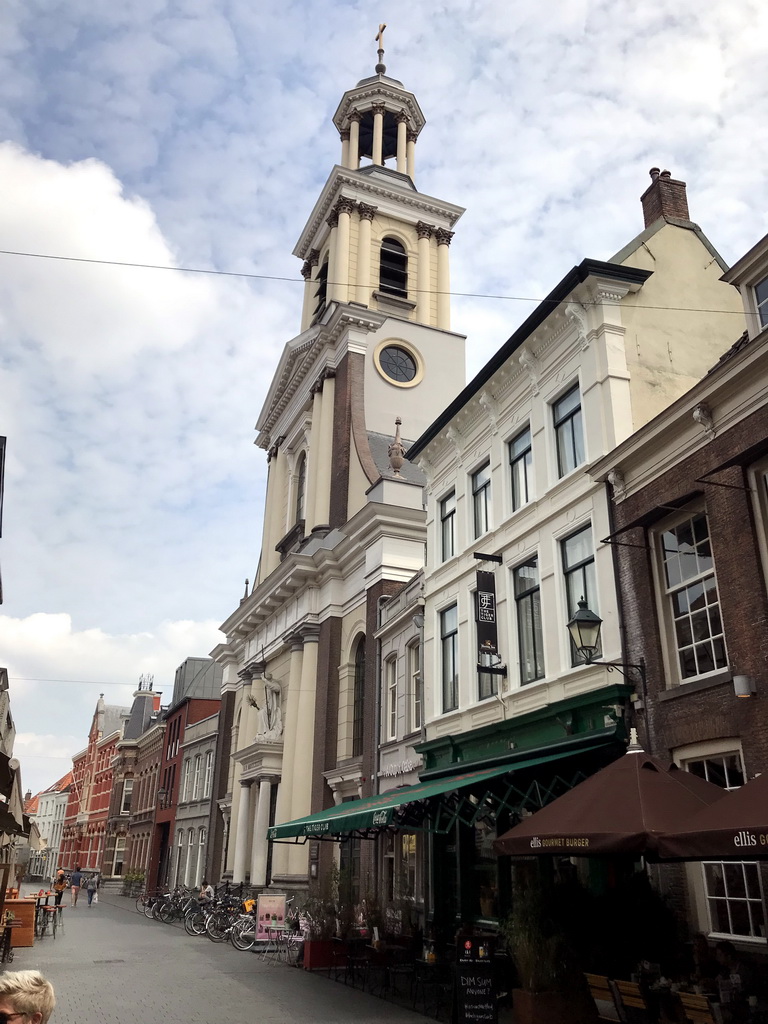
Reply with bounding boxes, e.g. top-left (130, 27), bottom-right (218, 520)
top-left (212, 35), bottom-right (466, 890)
